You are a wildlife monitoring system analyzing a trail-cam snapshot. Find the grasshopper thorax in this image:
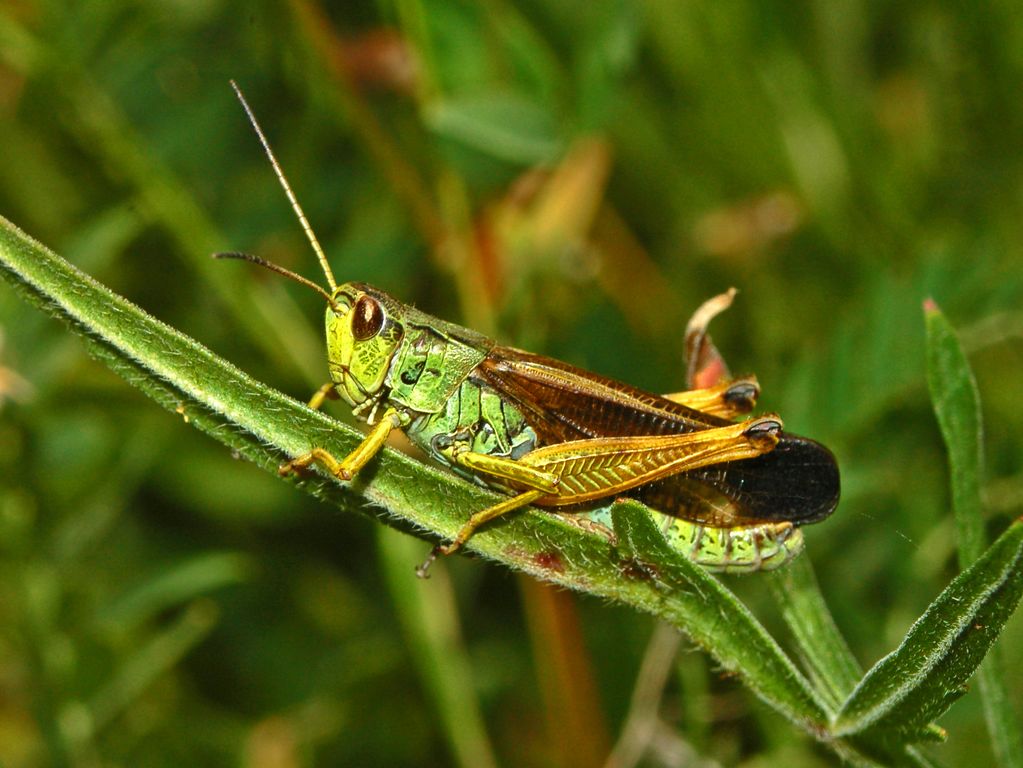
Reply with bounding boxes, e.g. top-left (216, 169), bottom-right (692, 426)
top-left (326, 282), bottom-right (405, 417)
